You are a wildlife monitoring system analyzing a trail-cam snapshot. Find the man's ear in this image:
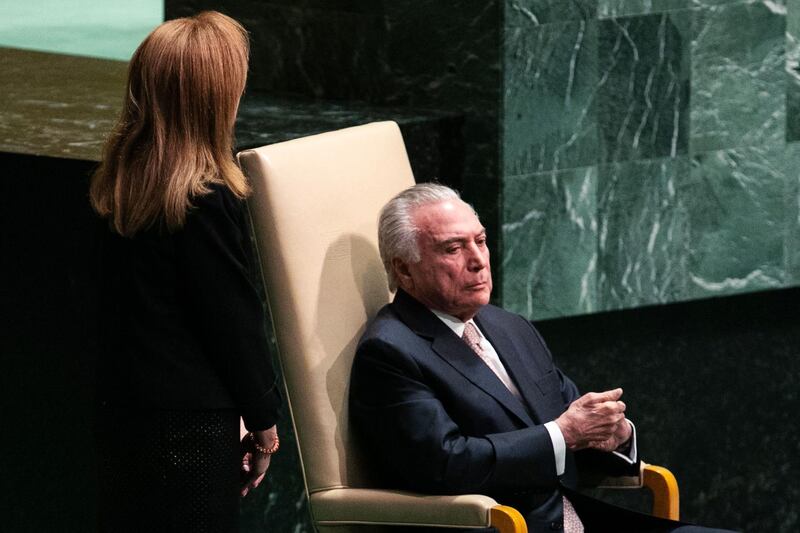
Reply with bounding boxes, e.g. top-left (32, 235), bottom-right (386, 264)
top-left (392, 257), bottom-right (414, 291)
